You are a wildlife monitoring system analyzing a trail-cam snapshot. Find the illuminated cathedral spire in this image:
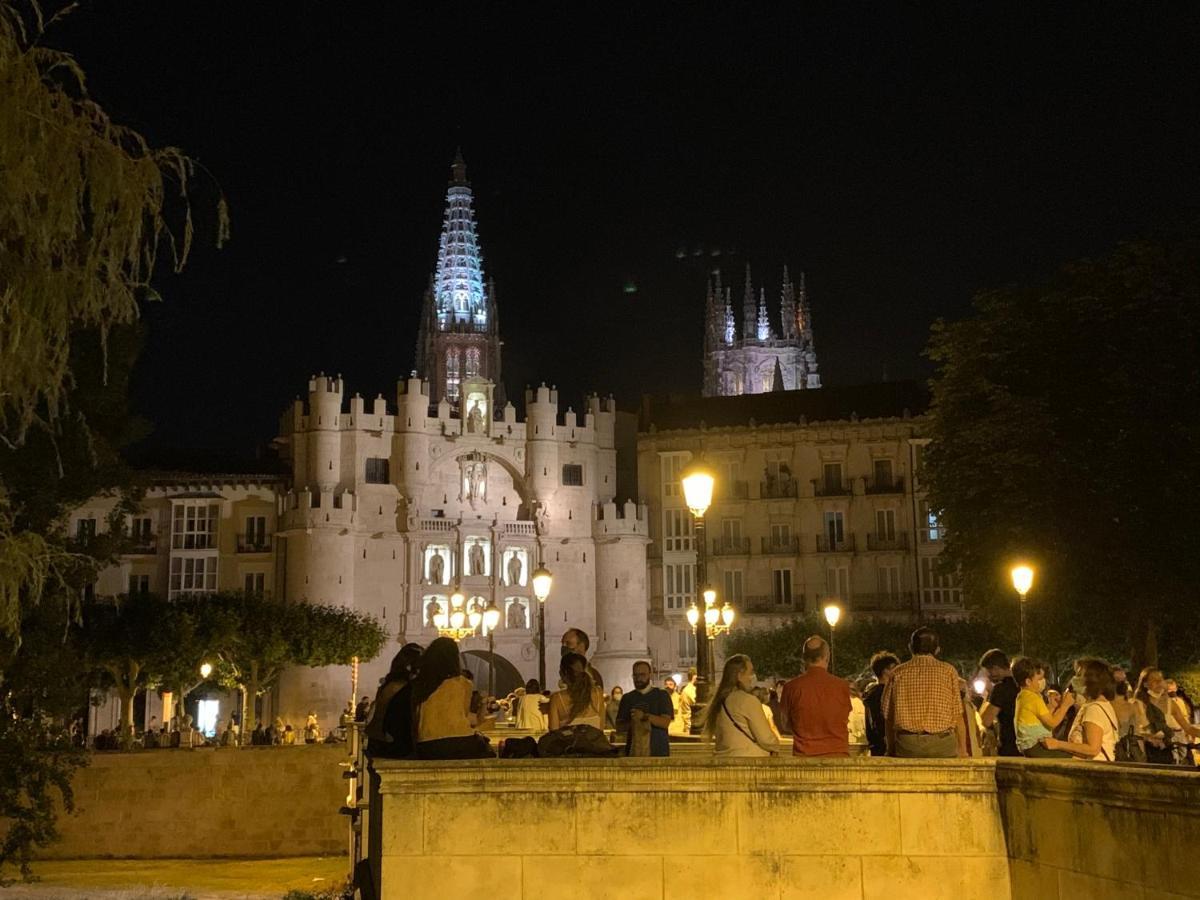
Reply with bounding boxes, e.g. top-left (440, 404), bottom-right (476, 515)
top-left (415, 151), bottom-right (503, 407)
top-left (741, 263), bottom-right (756, 345)
top-left (756, 287), bottom-right (771, 341)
